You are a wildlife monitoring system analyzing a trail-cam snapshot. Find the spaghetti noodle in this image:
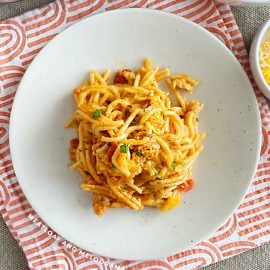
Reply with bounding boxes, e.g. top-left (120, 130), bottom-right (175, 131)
top-left (65, 58), bottom-right (205, 216)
